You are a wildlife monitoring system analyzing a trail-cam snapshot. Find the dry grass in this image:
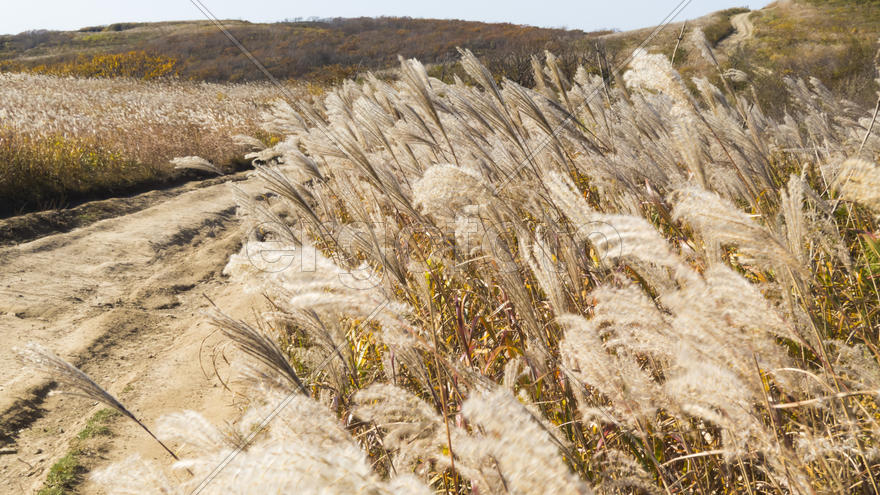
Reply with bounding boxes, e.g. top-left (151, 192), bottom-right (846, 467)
top-left (0, 73), bottom-right (282, 215)
top-left (22, 43), bottom-right (880, 493)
